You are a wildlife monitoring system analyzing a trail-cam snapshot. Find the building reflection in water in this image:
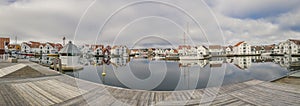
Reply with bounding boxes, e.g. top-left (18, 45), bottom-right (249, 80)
top-left (78, 56), bottom-right (300, 72)
top-left (33, 55), bottom-right (300, 90)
